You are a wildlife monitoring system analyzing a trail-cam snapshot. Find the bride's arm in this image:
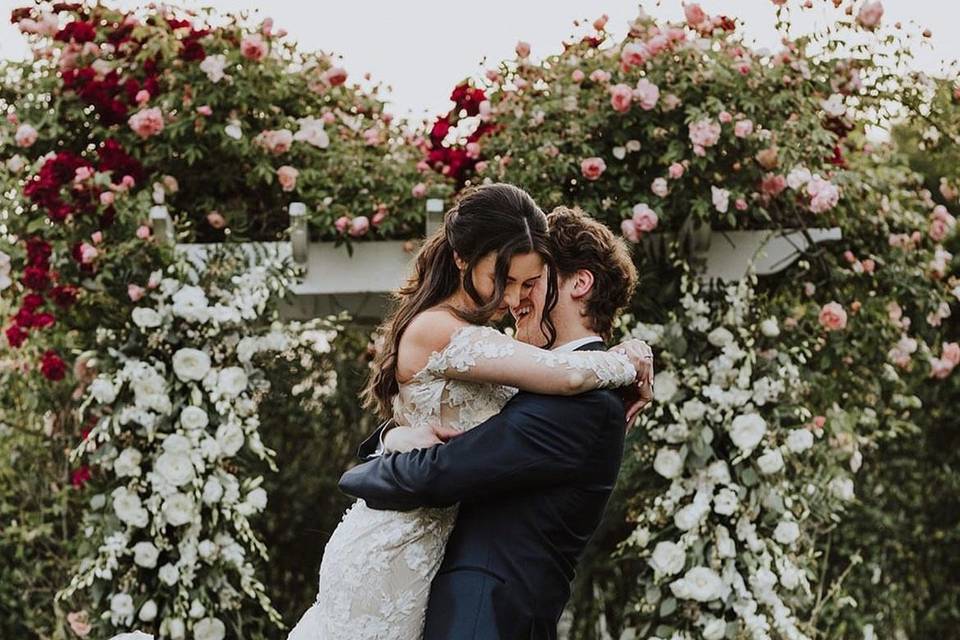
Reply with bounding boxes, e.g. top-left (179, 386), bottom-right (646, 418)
top-left (402, 312), bottom-right (641, 397)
